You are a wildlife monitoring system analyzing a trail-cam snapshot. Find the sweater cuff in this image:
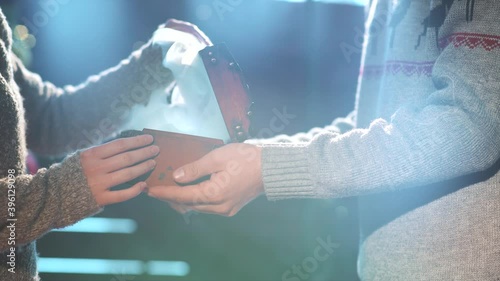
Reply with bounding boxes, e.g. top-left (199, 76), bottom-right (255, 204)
top-left (49, 152), bottom-right (102, 229)
top-left (259, 143), bottom-right (315, 201)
